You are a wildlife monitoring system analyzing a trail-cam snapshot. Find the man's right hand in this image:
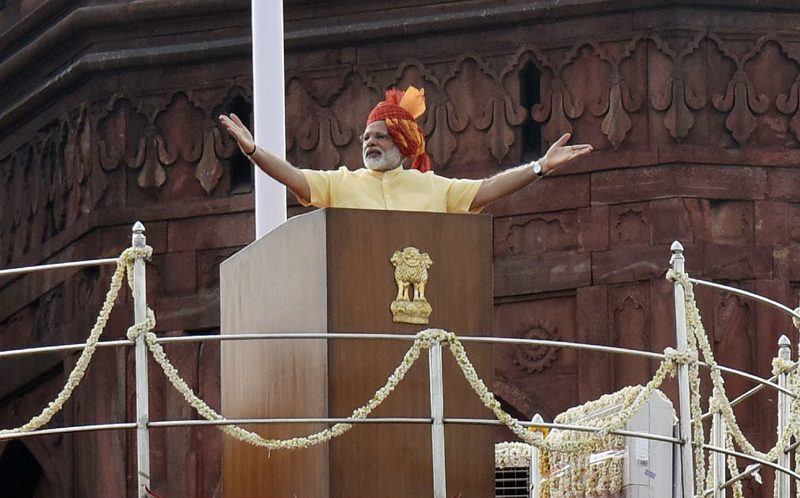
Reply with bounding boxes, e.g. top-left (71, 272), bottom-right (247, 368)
top-left (219, 113), bottom-right (256, 155)
top-left (218, 113), bottom-right (312, 202)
